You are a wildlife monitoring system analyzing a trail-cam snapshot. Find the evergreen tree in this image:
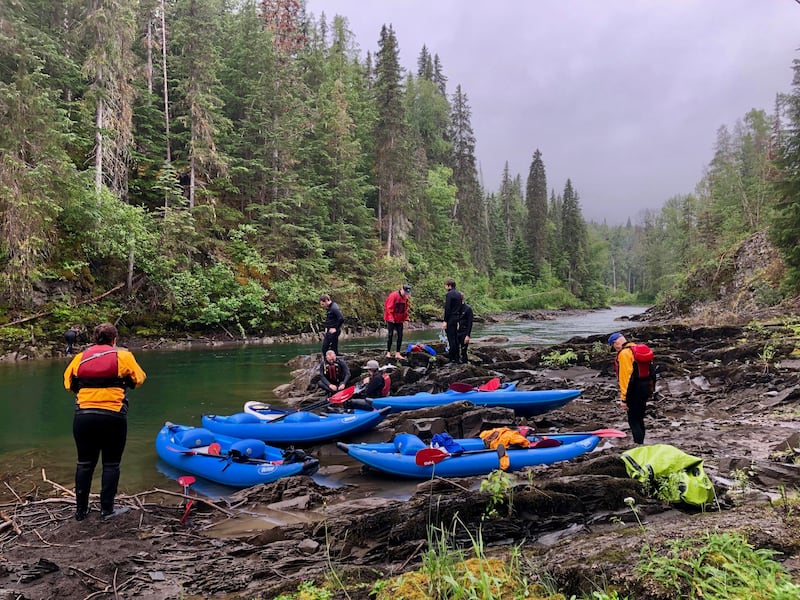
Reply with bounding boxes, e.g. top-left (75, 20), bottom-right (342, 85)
top-left (525, 149), bottom-right (547, 278)
top-left (449, 84), bottom-right (489, 272)
top-left (771, 57), bottom-right (800, 290)
top-left (80, 0), bottom-right (138, 198)
top-left (560, 179), bottom-right (588, 296)
top-left (170, 0), bottom-right (229, 210)
top-left (373, 24), bottom-right (413, 257)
